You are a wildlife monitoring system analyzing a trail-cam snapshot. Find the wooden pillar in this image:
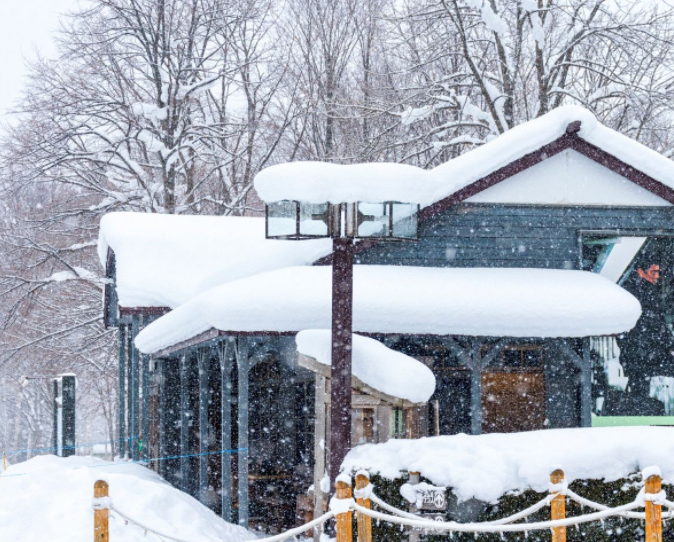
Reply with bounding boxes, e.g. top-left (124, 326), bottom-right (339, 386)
top-left (469, 339), bottom-right (482, 435)
top-left (335, 478), bottom-right (353, 542)
top-left (219, 341), bottom-right (233, 522)
top-left (179, 353), bottom-right (190, 492)
top-left (645, 468), bottom-right (663, 542)
top-left (130, 317), bottom-right (140, 460)
top-left (158, 359), bottom-right (167, 478)
top-left (355, 472), bottom-right (372, 542)
top-left (236, 338), bottom-right (250, 527)
top-left (198, 348), bottom-right (210, 505)
top-left (93, 480), bottom-right (109, 542)
top-left (141, 316), bottom-right (150, 461)
top-left (330, 237), bottom-right (354, 487)
top-left (117, 325), bottom-right (126, 458)
top-left (278, 336), bottom-right (296, 466)
top-left (61, 375), bottom-right (76, 457)
top-left (580, 338), bottom-right (592, 428)
top-left (126, 324), bottom-right (133, 457)
top-left (53, 378), bottom-right (59, 455)
top-left (314, 375), bottom-right (328, 542)
top-left (550, 468), bottom-right (566, 542)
